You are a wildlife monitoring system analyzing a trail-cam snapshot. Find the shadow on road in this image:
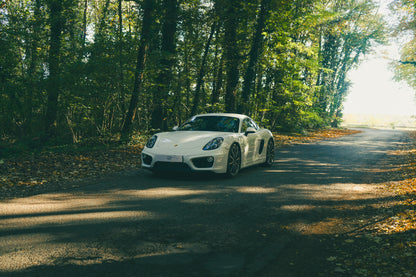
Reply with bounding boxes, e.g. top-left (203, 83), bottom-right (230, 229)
top-left (1, 129), bottom-right (414, 276)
